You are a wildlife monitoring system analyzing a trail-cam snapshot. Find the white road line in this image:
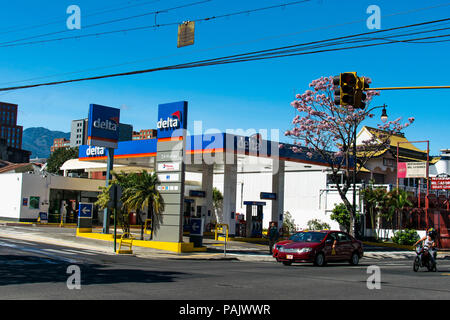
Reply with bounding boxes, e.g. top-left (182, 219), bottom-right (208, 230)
top-left (6, 239), bottom-right (37, 246)
top-left (42, 248), bottom-right (77, 255)
top-left (63, 249), bottom-right (97, 256)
